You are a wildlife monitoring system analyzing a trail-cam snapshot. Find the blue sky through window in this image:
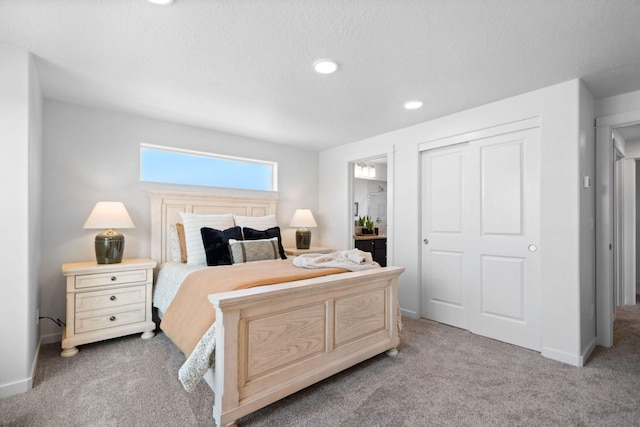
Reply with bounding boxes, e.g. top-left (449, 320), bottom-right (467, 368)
top-left (140, 145), bottom-right (275, 191)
